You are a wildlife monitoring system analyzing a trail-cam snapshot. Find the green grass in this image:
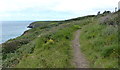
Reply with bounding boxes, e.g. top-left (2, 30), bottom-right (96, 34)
top-left (79, 16), bottom-right (119, 68)
top-left (2, 21), bottom-right (66, 67)
top-left (15, 26), bottom-right (77, 68)
top-left (2, 11), bottom-right (119, 68)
